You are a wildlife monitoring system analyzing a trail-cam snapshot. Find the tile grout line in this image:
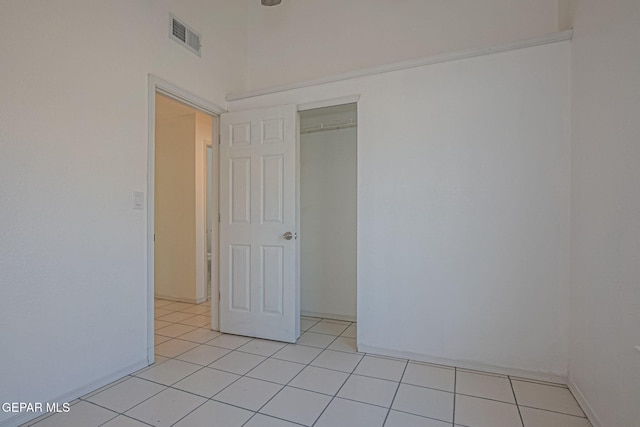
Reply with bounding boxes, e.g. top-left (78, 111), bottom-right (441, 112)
top-left (153, 312), bottom-right (450, 425)
top-left (241, 413), bottom-right (306, 427)
top-left (117, 370), bottom-right (209, 424)
top-left (243, 331), bottom-right (344, 425)
top-left (130, 355), bottom-right (252, 426)
top-left (152, 326), bottom-right (428, 422)
top-left (508, 375), bottom-right (525, 427)
top-left (310, 345), bottom-right (369, 427)
top-left (159, 301), bottom-right (580, 426)
top-left (79, 376), bottom-right (130, 400)
top-left (156, 316), bottom-right (459, 425)
top-left (165, 397), bottom-right (210, 427)
top-left (381, 358), bottom-right (409, 426)
top-left (452, 392), bottom-right (516, 406)
top-left (390, 408), bottom-right (460, 425)
top-left (453, 367), bottom-right (457, 426)
top-left (171, 330), bottom-right (357, 378)
top-left (145, 327), bottom-right (231, 426)
top-left (87, 402), bottom-right (119, 427)
top-left (517, 404), bottom-right (591, 419)
top-left (44, 299), bottom-right (583, 427)
top-left (510, 377), bottom-right (570, 389)
top-left (152, 320), bottom-right (345, 427)
top-left (114, 413), bottom-right (156, 427)
top-left (128, 331), bottom-right (265, 425)
top-left (97, 409), bottom-right (156, 427)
